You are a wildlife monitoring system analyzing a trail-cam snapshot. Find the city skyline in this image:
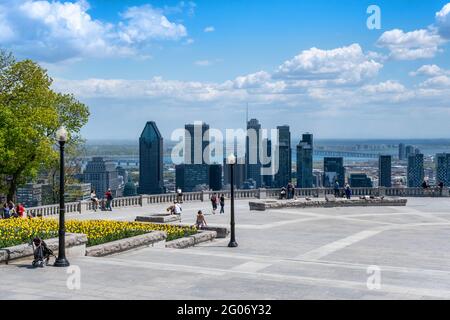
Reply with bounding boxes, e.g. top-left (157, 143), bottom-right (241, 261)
top-left (1, 0), bottom-right (450, 139)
